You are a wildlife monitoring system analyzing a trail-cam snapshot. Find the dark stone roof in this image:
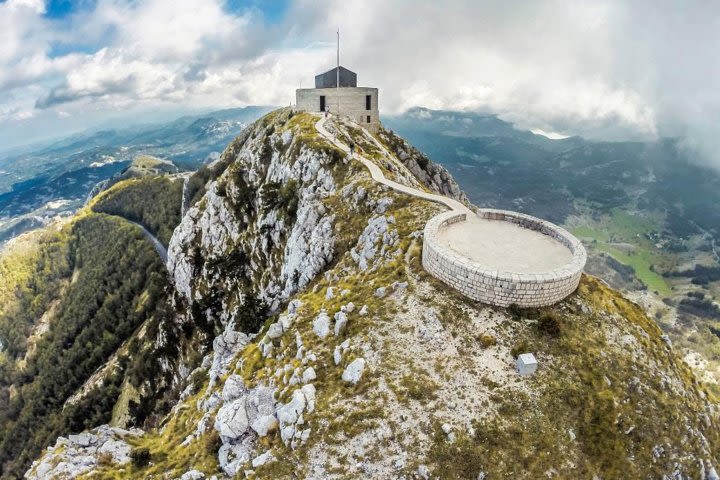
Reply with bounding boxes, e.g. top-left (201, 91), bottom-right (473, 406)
top-left (315, 66), bottom-right (357, 88)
